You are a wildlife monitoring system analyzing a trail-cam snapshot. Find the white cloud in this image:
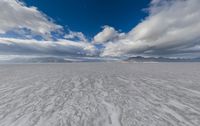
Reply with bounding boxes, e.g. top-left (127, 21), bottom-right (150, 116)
top-left (93, 26), bottom-right (125, 44)
top-left (1, 0), bottom-right (200, 58)
top-left (64, 30), bottom-right (87, 42)
top-left (0, 38), bottom-right (98, 56)
top-left (101, 0), bottom-right (200, 57)
top-left (0, 0), bottom-right (62, 39)
top-left (0, 0), bottom-right (99, 57)
top-left (150, 0), bottom-right (161, 5)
